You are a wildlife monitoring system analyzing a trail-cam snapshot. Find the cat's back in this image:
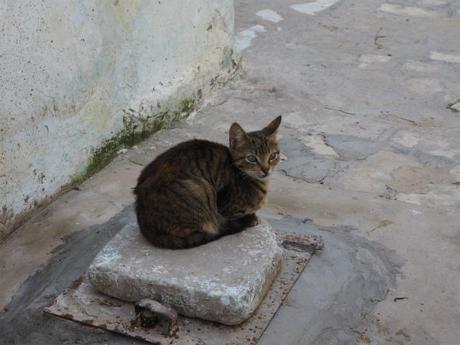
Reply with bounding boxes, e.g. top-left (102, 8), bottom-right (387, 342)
top-left (135, 139), bottom-right (230, 191)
